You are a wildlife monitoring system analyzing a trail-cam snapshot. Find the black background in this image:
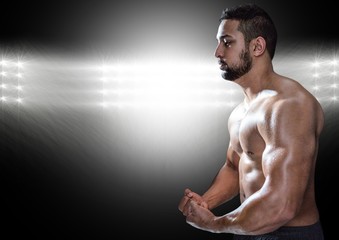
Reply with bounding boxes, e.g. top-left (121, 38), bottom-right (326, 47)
top-left (1, 0), bottom-right (338, 239)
